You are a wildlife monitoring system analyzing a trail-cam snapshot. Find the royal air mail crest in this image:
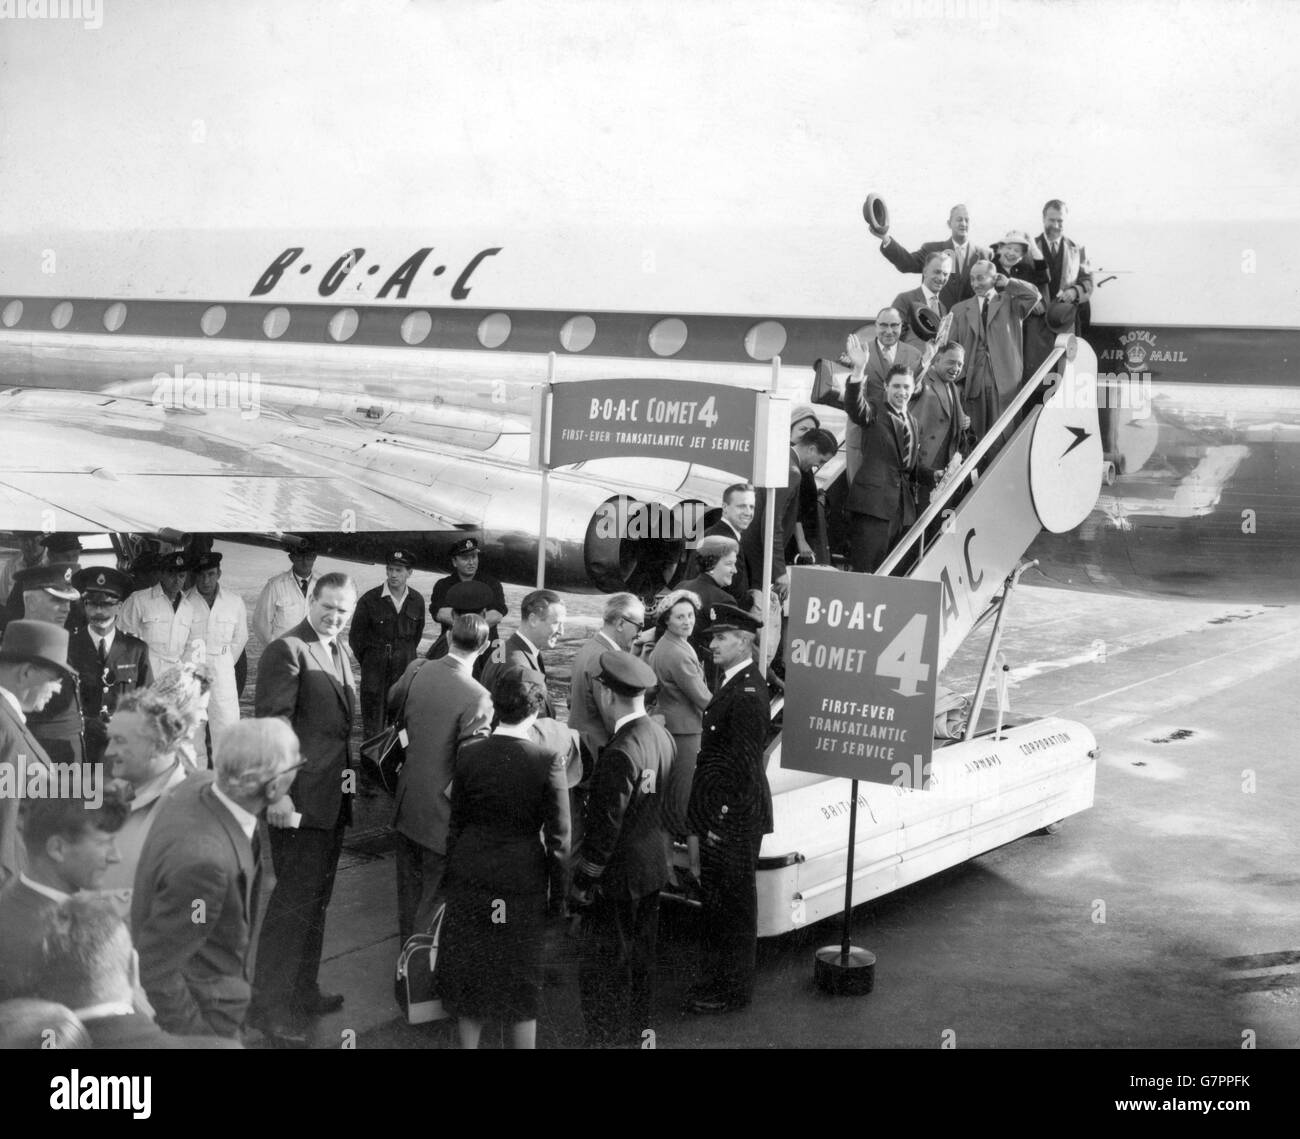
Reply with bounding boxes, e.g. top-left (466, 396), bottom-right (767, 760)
top-left (1108, 329), bottom-right (1189, 372)
top-left (1120, 330), bottom-right (1154, 371)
